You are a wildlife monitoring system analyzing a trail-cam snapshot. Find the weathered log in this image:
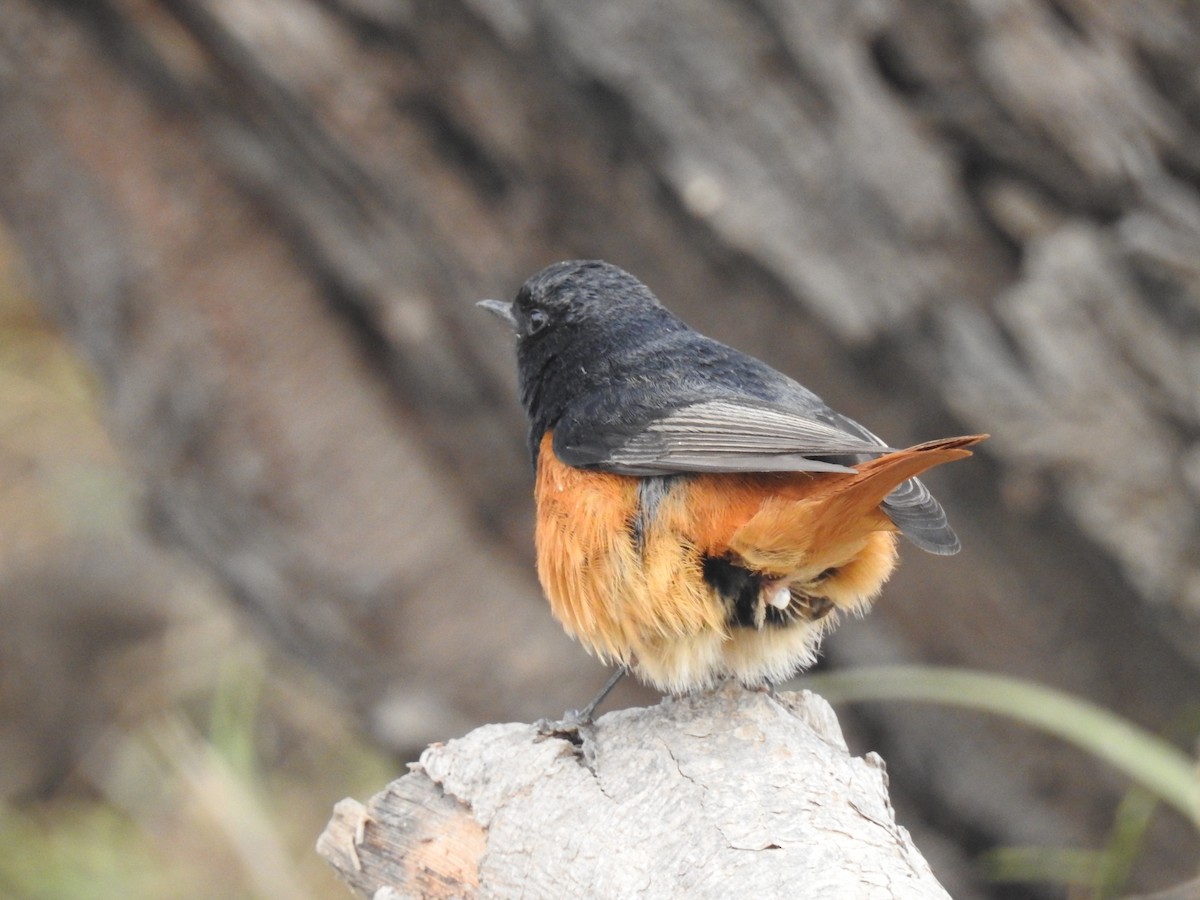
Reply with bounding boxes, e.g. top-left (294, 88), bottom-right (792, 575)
top-left (318, 685), bottom-right (950, 899)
